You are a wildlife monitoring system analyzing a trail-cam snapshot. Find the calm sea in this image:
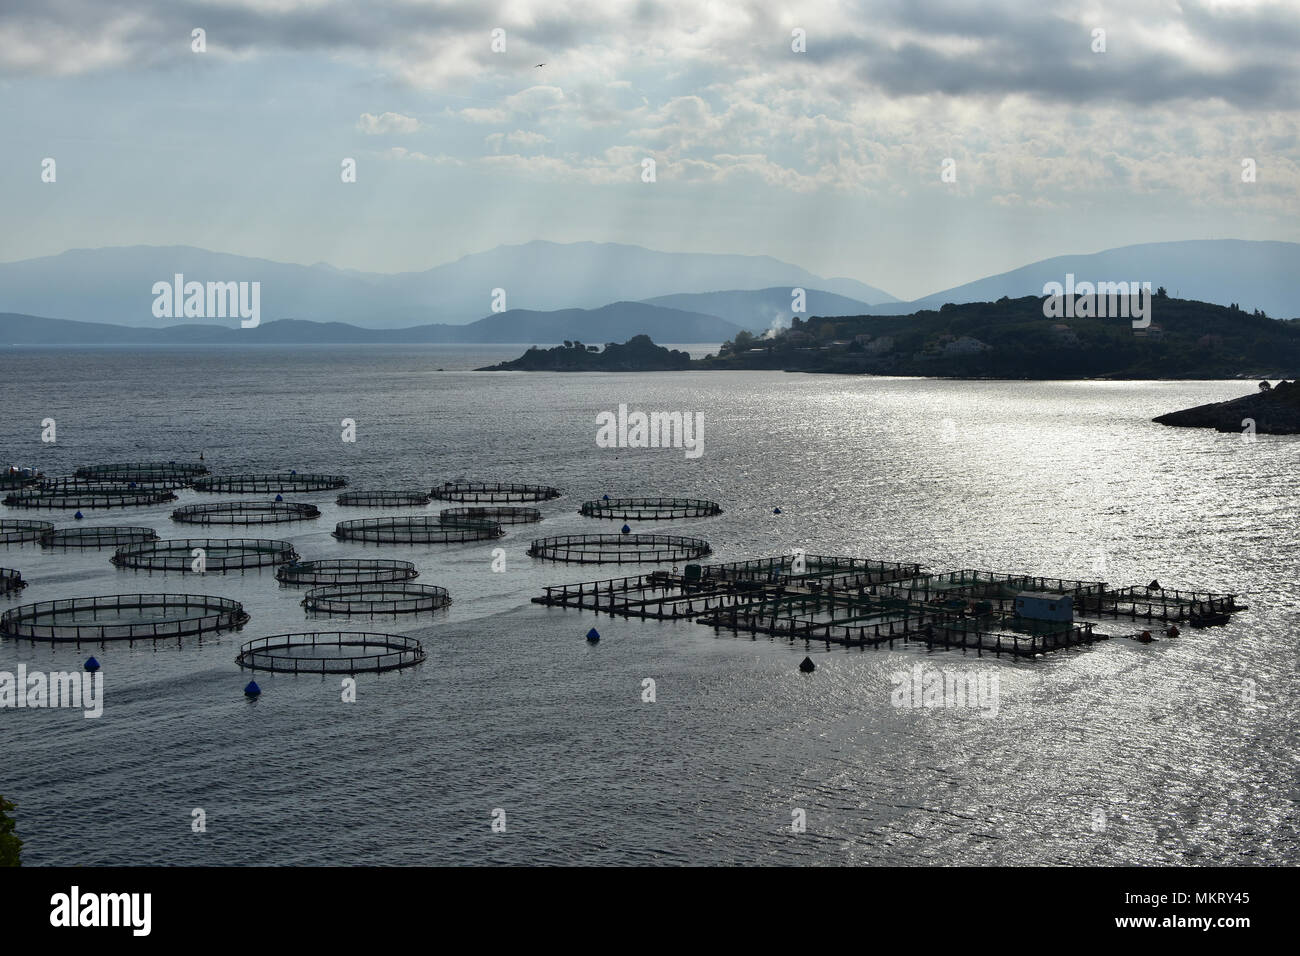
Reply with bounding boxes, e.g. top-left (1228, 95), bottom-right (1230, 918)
top-left (1, 345), bottom-right (1296, 865)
